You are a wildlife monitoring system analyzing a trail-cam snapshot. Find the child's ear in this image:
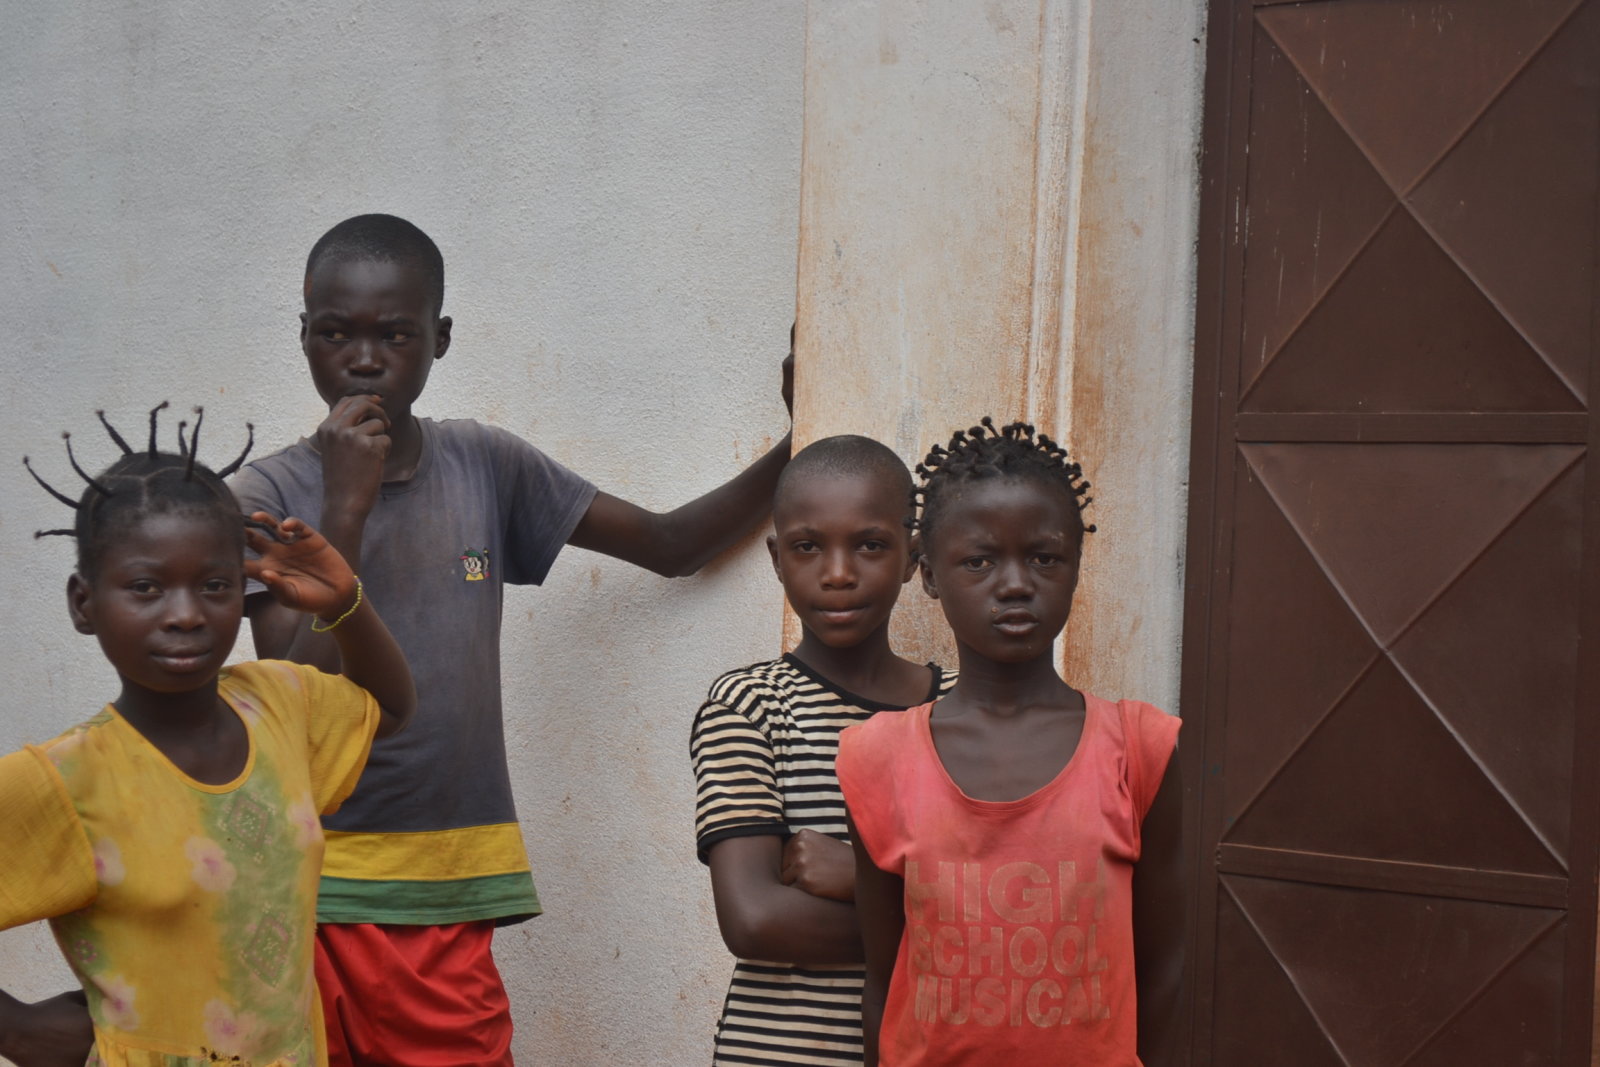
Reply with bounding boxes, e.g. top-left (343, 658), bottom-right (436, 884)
top-left (298, 310), bottom-right (309, 348)
top-left (434, 316), bottom-right (453, 362)
top-left (902, 536), bottom-right (922, 584)
top-left (919, 556), bottom-right (939, 599)
top-left (66, 573), bottom-right (95, 635)
top-left (766, 533), bottom-right (782, 578)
